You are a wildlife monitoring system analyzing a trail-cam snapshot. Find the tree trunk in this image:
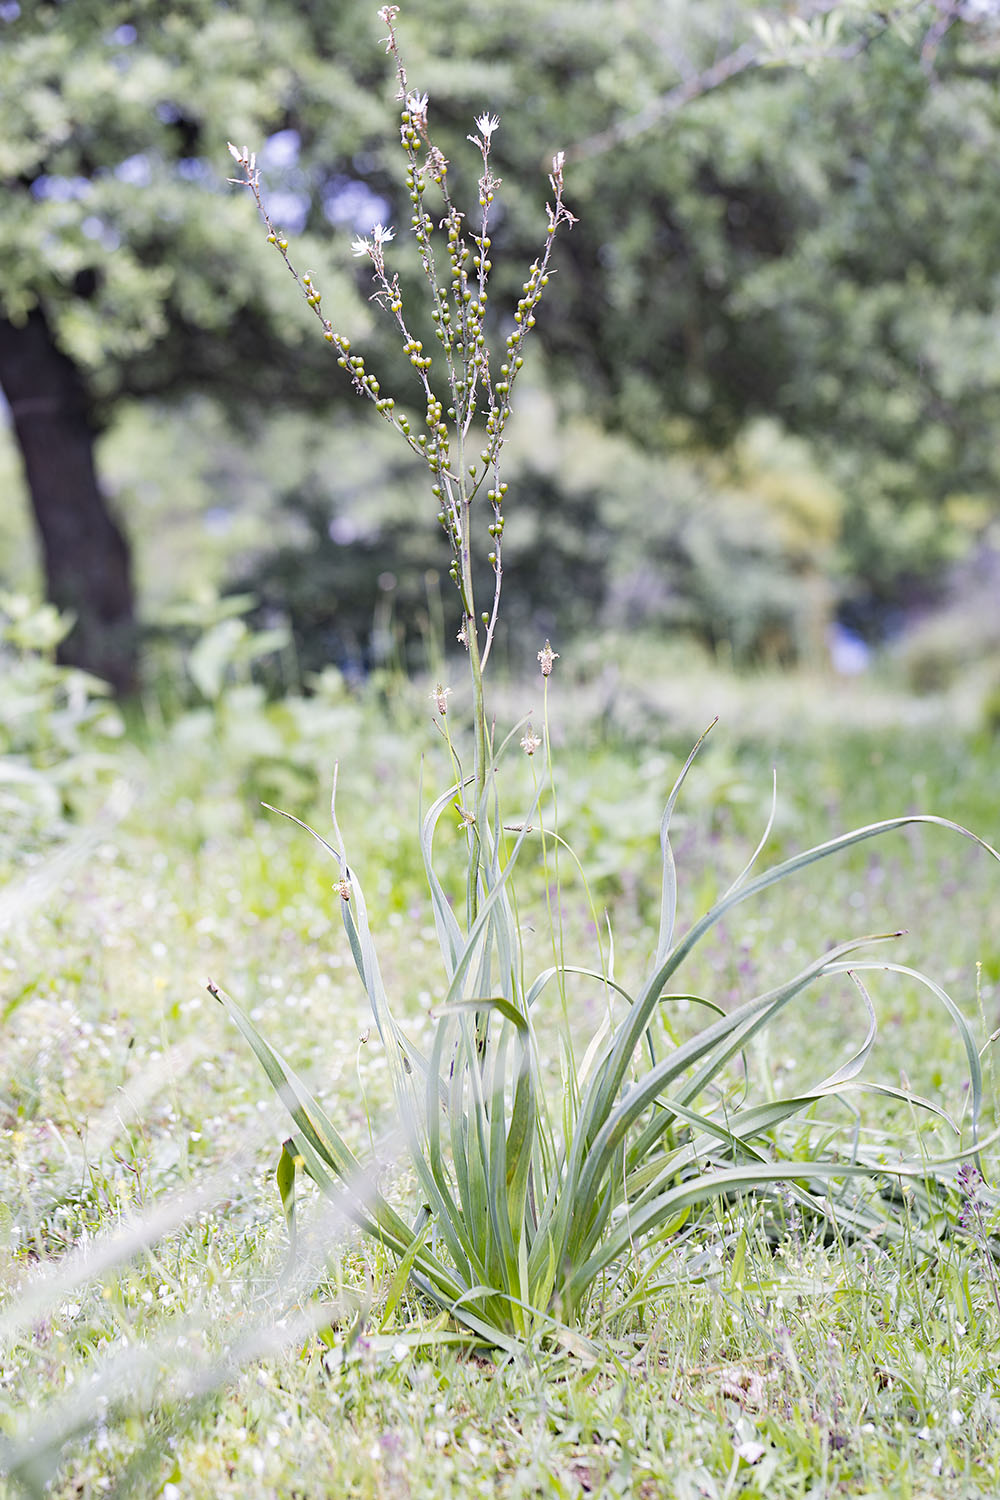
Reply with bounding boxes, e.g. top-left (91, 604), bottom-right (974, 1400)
top-left (0, 306), bottom-right (137, 694)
